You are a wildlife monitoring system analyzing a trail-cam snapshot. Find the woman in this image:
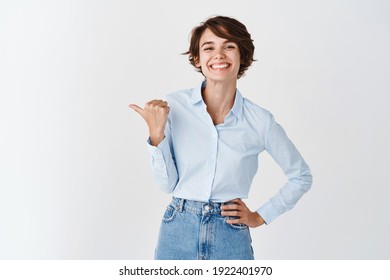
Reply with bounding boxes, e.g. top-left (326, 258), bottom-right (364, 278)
top-left (129, 16), bottom-right (312, 260)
